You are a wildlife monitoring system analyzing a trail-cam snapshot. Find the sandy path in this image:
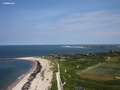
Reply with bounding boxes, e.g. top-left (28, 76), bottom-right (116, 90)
top-left (56, 62), bottom-right (63, 90)
top-left (11, 57), bottom-right (53, 90)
